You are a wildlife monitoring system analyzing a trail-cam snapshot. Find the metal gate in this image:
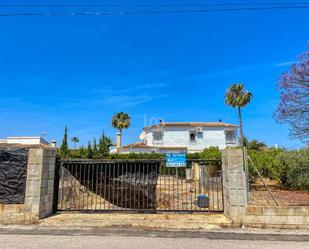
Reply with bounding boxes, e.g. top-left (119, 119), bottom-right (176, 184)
top-left (54, 159), bottom-right (223, 213)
